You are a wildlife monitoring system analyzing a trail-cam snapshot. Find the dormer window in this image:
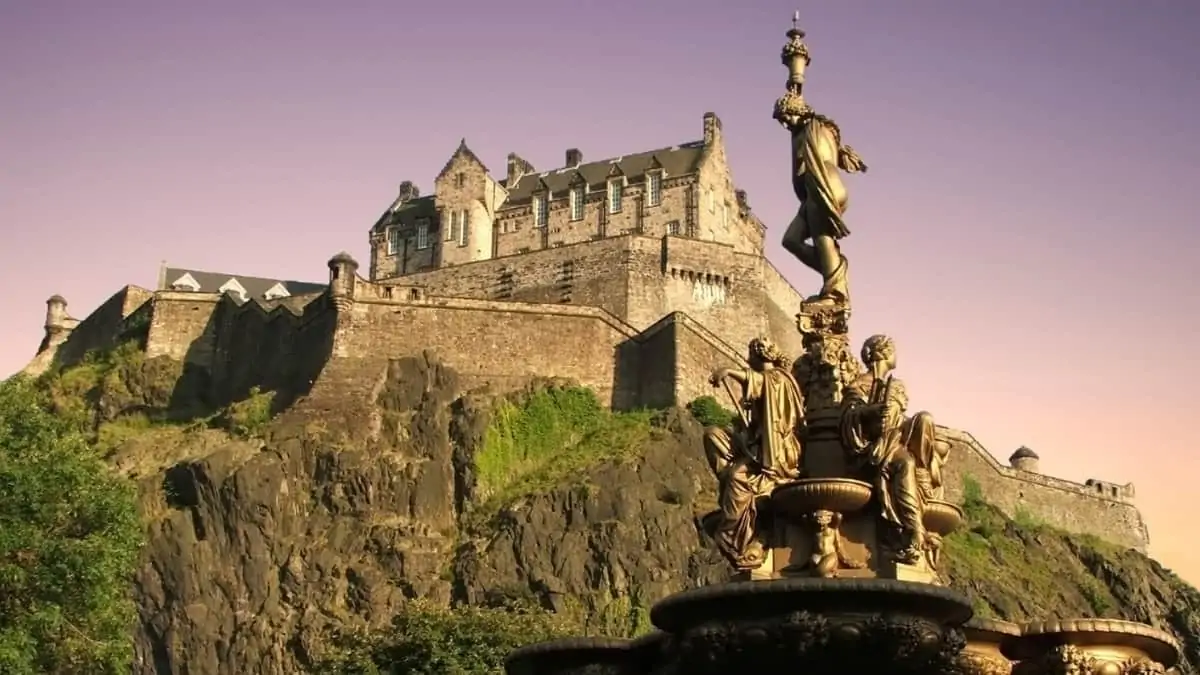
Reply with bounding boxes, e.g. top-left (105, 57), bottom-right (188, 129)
top-left (388, 228), bottom-right (402, 255)
top-left (647, 171), bottom-right (663, 207)
top-left (569, 186), bottom-right (585, 221)
top-left (607, 179), bottom-right (623, 214)
top-left (533, 194), bottom-right (549, 228)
